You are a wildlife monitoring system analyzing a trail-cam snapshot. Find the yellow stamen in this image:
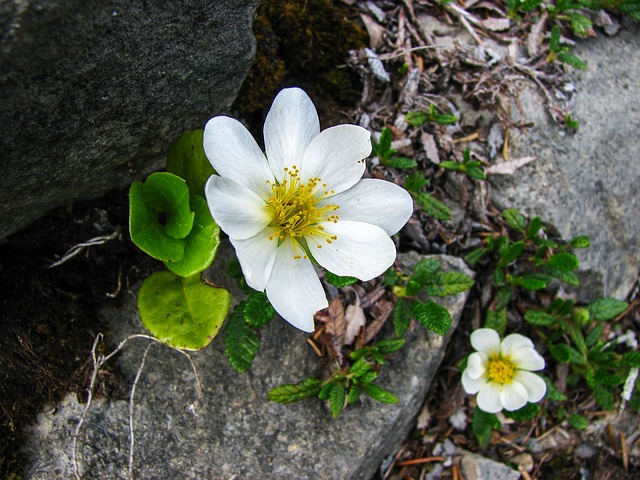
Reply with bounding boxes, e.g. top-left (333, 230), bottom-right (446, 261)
top-left (265, 166), bottom-right (339, 257)
top-left (485, 355), bottom-right (516, 385)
